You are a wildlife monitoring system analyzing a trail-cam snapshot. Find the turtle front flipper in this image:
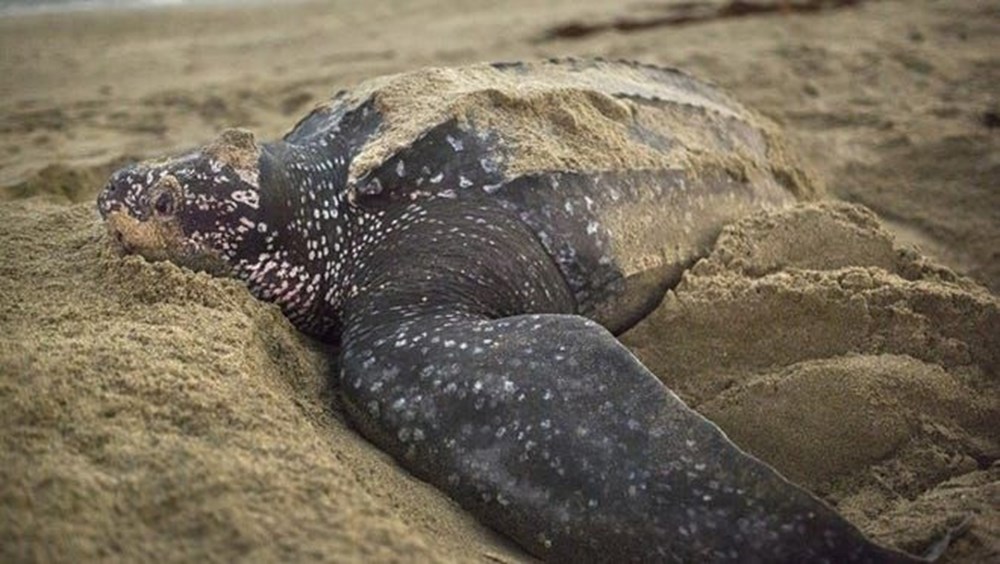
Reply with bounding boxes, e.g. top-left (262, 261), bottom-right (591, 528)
top-left (340, 316), bottom-right (919, 562)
